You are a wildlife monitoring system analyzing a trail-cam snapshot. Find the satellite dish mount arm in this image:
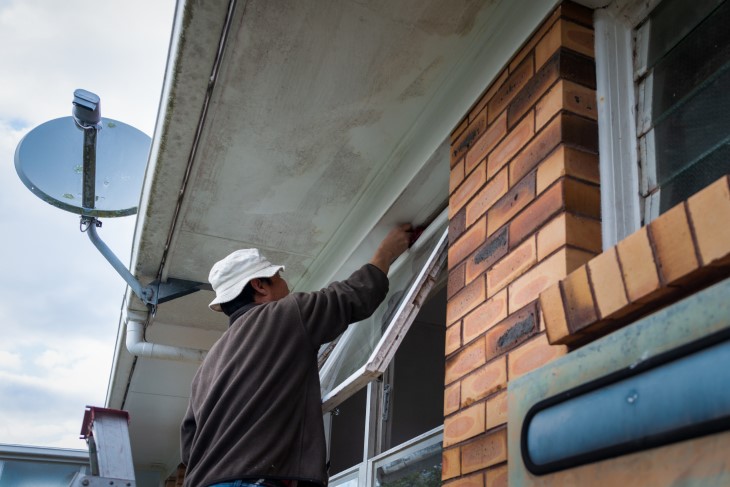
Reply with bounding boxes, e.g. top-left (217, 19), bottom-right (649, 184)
top-left (72, 90), bottom-right (207, 309)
